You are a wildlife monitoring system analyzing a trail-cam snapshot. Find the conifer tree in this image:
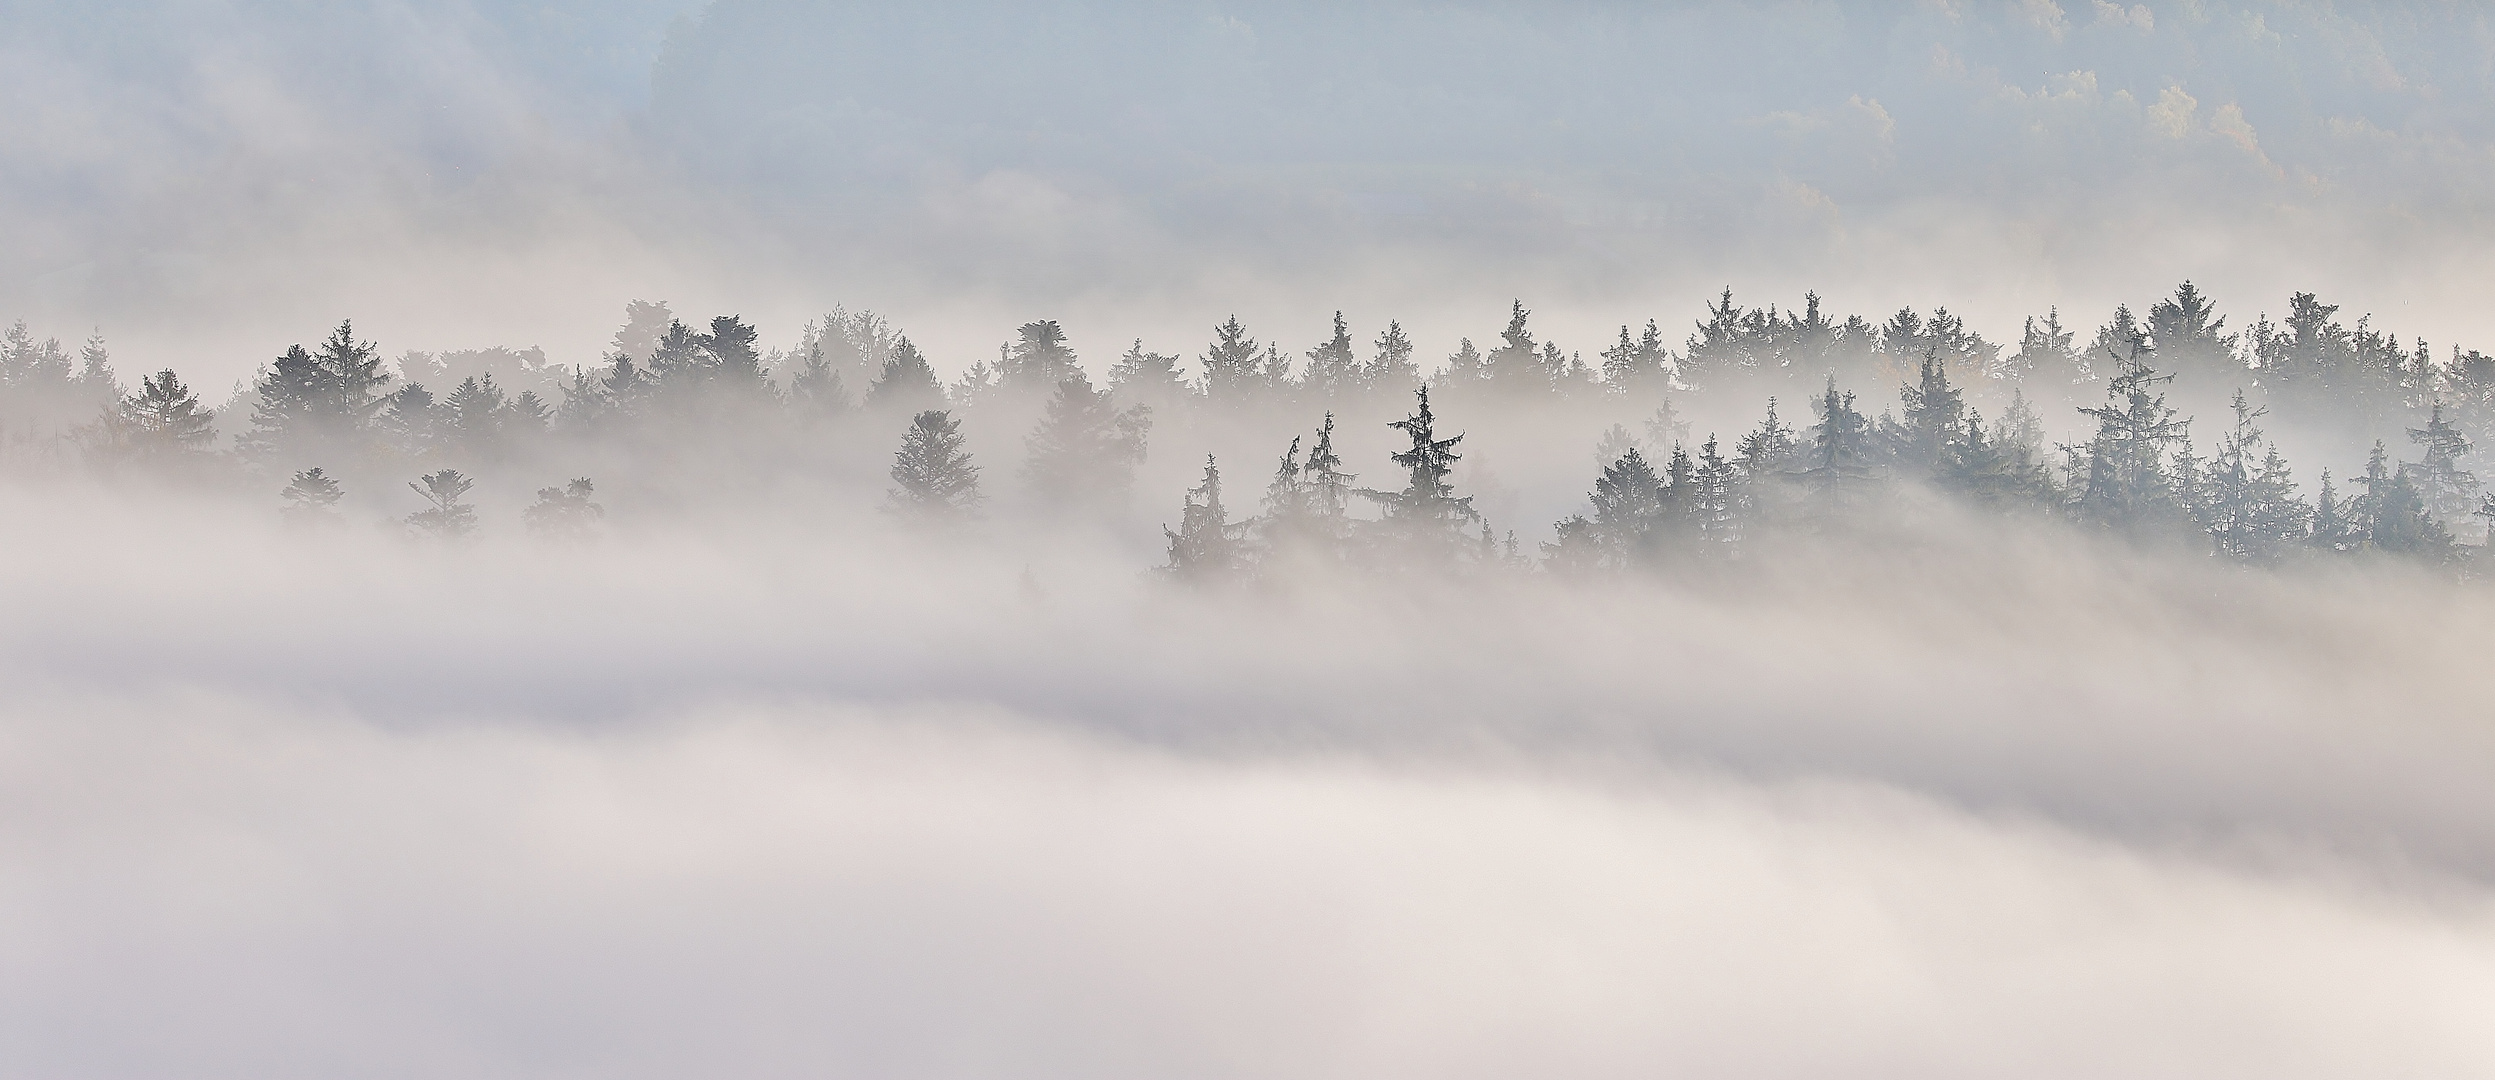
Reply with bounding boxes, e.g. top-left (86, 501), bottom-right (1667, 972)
top-left (1570, 448), bottom-right (1669, 569)
top-left (1301, 412), bottom-right (1357, 531)
top-left (1364, 322), bottom-right (1419, 394)
top-left (1200, 317), bottom-right (1263, 404)
top-left (280, 467), bottom-right (344, 525)
top-left (2074, 336), bottom-right (2190, 531)
top-left (1253, 415), bottom-right (1359, 567)
top-left (2311, 469), bottom-right (2358, 552)
top-left (407, 469), bottom-right (478, 538)
top-left (1481, 300), bottom-right (1545, 396)
top-left (1105, 339), bottom-right (1193, 415)
top-left (2353, 440), bottom-right (2451, 557)
top-left (1163, 456), bottom-right (1246, 581)
top-left (1601, 320), bottom-right (1674, 399)
top-left (789, 343), bottom-right (853, 422)
top-left (887, 410), bottom-right (984, 520)
top-left (103, 369), bottom-right (218, 465)
top-left (1692, 435), bottom-right (1741, 550)
top-left (1896, 350), bottom-right (1966, 478)
top-left (524, 478), bottom-right (605, 541)
top-left (2402, 403), bottom-right (2478, 529)
top-left (1801, 378), bottom-right (1878, 519)
top-left (866, 336), bottom-right (948, 414)
top-left (381, 383), bottom-right (439, 454)
top-left (2005, 307), bottom-right (2082, 387)
top-left (2199, 392), bottom-right (2309, 561)
top-left (244, 320), bottom-right (392, 465)
top-left (442, 374), bottom-right (508, 457)
top-left (1302, 312), bottom-right (1363, 400)
top-left (1359, 386), bottom-right (1480, 563)
top-left (1023, 371), bottom-right (1151, 509)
